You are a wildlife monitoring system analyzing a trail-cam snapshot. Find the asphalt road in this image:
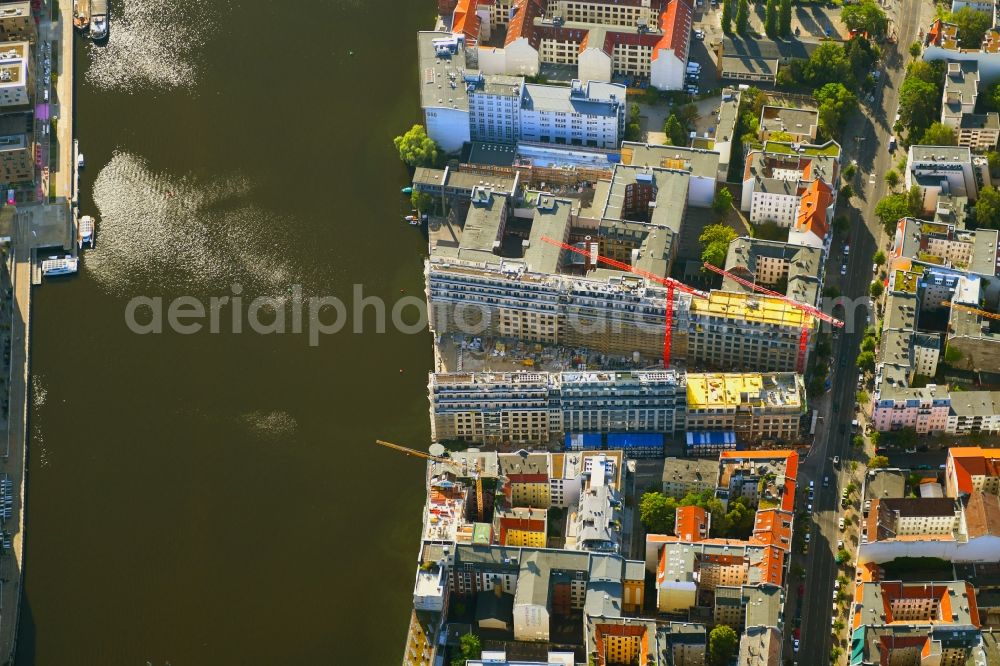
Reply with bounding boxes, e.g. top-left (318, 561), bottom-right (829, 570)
top-left (792, 0), bottom-right (925, 660)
